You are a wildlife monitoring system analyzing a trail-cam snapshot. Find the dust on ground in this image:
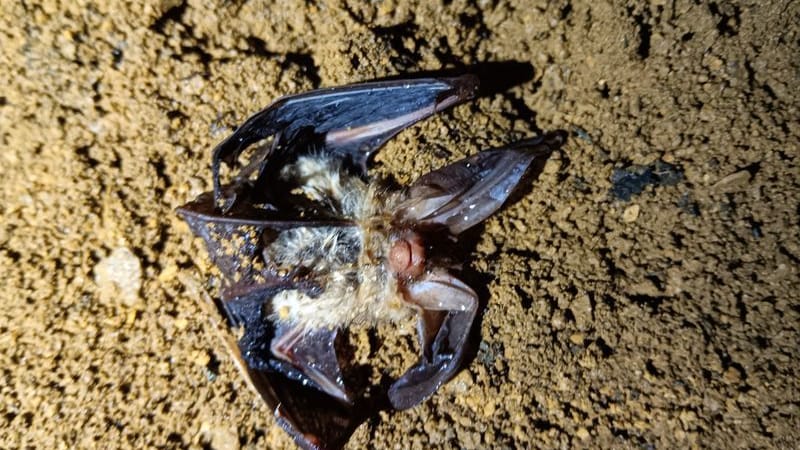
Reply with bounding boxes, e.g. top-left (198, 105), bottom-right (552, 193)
top-left (1, 1), bottom-right (798, 449)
